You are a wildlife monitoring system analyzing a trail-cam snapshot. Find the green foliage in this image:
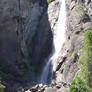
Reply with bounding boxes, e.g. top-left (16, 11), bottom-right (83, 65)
top-left (87, 27), bottom-right (92, 31)
top-left (80, 12), bottom-right (85, 18)
top-left (67, 77), bottom-right (92, 92)
top-left (0, 84), bottom-right (5, 89)
top-left (72, 52), bottom-right (78, 58)
top-left (0, 83), bottom-right (5, 92)
top-left (77, 5), bottom-right (87, 23)
top-left (83, 31), bottom-right (92, 50)
top-left (78, 5), bottom-right (87, 13)
top-left (79, 30), bottom-right (92, 87)
top-left (47, 0), bottom-right (51, 4)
